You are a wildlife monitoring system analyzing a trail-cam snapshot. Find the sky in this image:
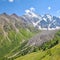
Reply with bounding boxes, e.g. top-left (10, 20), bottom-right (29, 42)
top-left (0, 0), bottom-right (60, 16)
